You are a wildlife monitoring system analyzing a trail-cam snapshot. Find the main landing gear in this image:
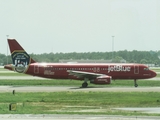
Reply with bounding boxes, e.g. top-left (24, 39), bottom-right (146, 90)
top-left (134, 79), bottom-right (138, 87)
top-left (82, 82), bottom-right (88, 88)
top-left (82, 78), bottom-right (88, 88)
